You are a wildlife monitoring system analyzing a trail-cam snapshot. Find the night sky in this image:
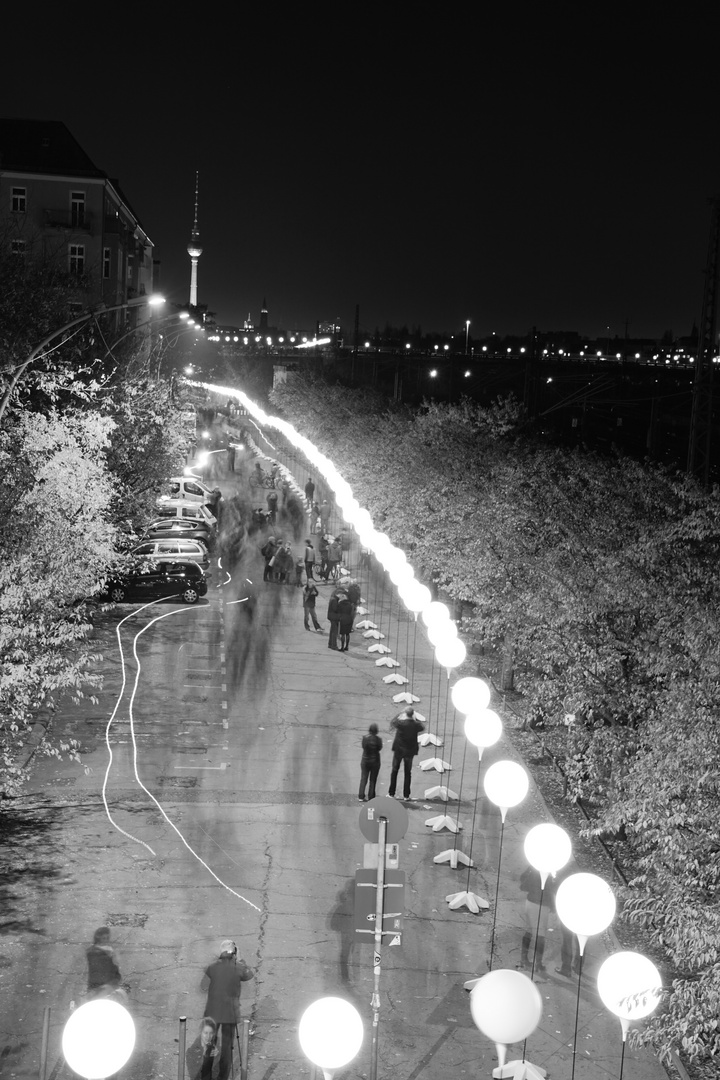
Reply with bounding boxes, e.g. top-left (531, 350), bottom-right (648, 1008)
top-left (3, 18), bottom-right (719, 341)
